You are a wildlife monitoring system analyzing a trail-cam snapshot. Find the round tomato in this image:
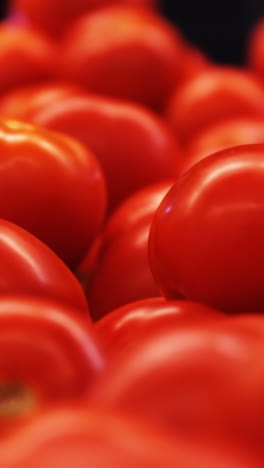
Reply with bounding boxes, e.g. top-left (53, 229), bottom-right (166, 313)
top-left (0, 297), bottom-right (103, 427)
top-left (149, 144), bottom-right (264, 313)
top-left (166, 67), bottom-right (264, 143)
top-left (58, 6), bottom-right (184, 110)
top-left (15, 94), bottom-right (181, 211)
top-left (0, 24), bottom-right (56, 95)
top-left (0, 219), bottom-right (88, 311)
top-left (247, 18), bottom-right (264, 79)
top-left (95, 298), bottom-right (223, 355)
top-left (183, 116), bottom-right (264, 174)
top-left (0, 119), bottom-right (106, 268)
